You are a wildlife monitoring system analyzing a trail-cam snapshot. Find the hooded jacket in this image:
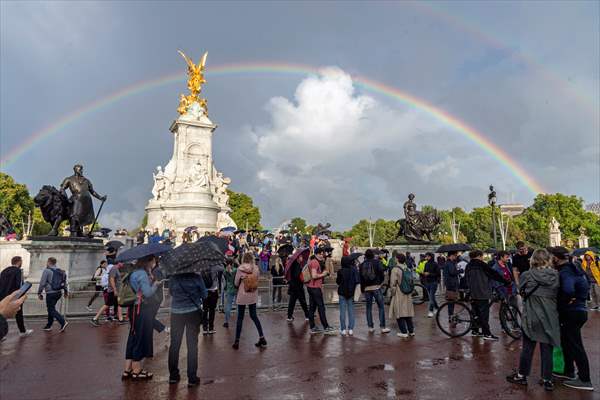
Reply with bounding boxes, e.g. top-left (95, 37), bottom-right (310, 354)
top-left (581, 251), bottom-right (600, 284)
top-left (519, 268), bottom-right (560, 347)
top-left (336, 256), bottom-right (360, 298)
top-left (235, 263), bottom-right (260, 305)
top-left (557, 261), bottom-right (589, 313)
top-left (465, 258), bottom-right (508, 300)
top-left (443, 259), bottom-right (459, 291)
top-left (169, 273), bottom-right (207, 314)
